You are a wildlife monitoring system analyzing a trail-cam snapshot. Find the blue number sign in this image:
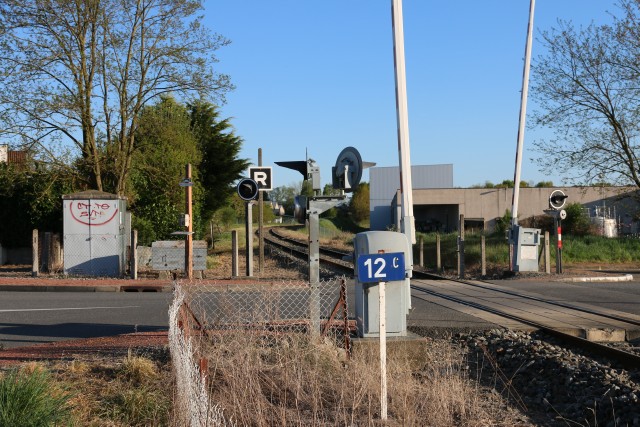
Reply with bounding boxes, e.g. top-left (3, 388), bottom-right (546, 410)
top-left (357, 252), bottom-right (406, 283)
